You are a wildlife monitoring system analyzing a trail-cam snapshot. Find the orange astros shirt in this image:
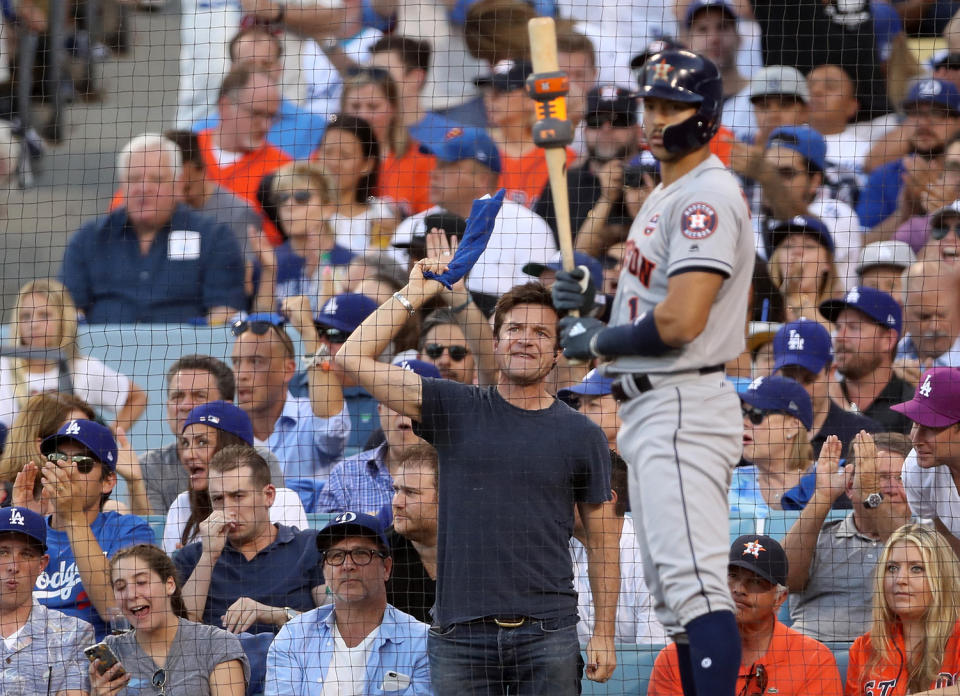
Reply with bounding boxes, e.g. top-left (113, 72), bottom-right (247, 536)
top-left (845, 621), bottom-right (960, 695)
top-left (499, 146), bottom-right (576, 209)
top-left (379, 142), bottom-right (436, 218)
top-left (648, 620), bottom-right (843, 696)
